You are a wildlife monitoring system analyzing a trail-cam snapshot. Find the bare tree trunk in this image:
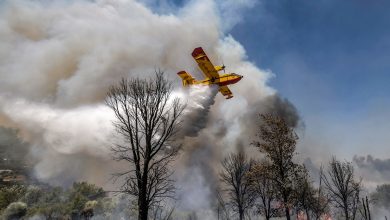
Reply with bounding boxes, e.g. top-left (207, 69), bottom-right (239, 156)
top-left (106, 72), bottom-right (184, 220)
top-left (322, 157), bottom-right (361, 220)
top-left (284, 206), bottom-right (290, 220)
top-left (220, 152), bottom-right (254, 220)
top-left (366, 196), bottom-right (371, 220)
top-left (239, 208), bottom-right (244, 220)
top-left (247, 160), bottom-right (279, 220)
top-left (361, 196), bottom-right (372, 220)
top-left (264, 198), bottom-right (271, 220)
top-left (283, 193), bottom-right (290, 220)
top-left (305, 208), bottom-right (310, 220)
top-left (139, 158), bottom-right (149, 220)
top-left (345, 208), bottom-right (349, 220)
top-left (362, 198), bottom-right (368, 220)
top-left (139, 190), bottom-right (148, 220)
